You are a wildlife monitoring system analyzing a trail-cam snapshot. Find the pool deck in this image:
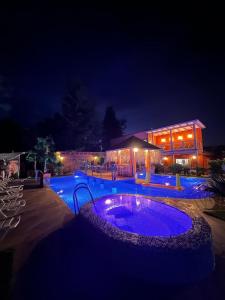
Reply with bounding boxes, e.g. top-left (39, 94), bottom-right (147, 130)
top-left (1, 187), bottom-right (225, 299)
top-left (0, 187), bottom-right (73, 272)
